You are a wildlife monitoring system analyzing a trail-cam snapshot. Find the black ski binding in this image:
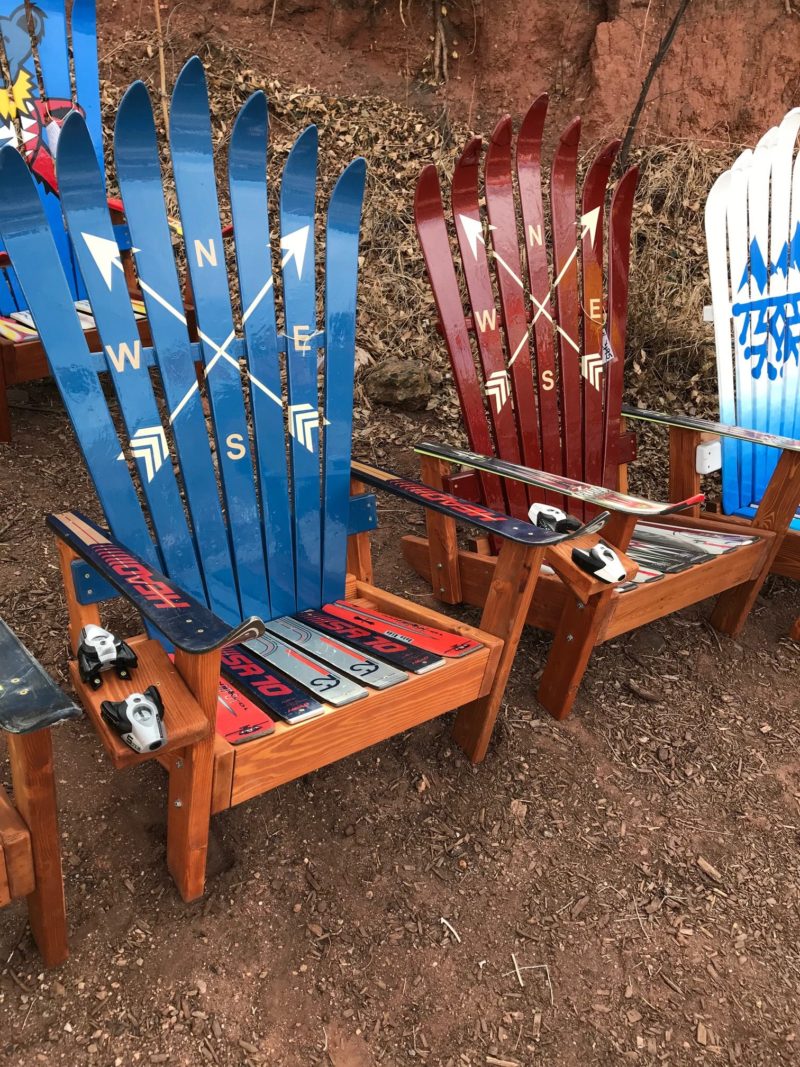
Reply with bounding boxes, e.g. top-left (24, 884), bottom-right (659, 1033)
top-left (572, 543), bottom-right (627, 584)
top-left (100, 685), bottom-right (167, 754)
top-left (528, 503), bottom-right (581, 534)
top-left (77, 624), bottom-right (138, 689)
